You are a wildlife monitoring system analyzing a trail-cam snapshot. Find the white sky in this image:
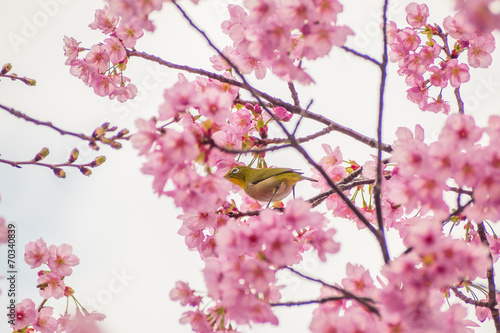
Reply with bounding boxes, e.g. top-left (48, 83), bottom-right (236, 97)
top-left (0, 0), bottom-right (499, 332)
